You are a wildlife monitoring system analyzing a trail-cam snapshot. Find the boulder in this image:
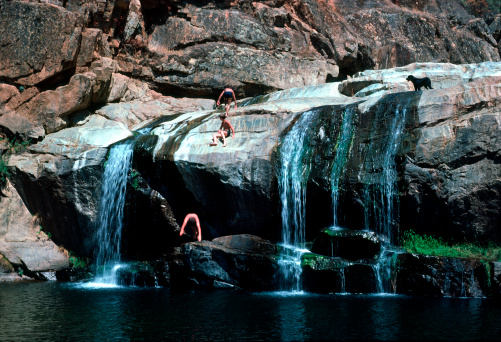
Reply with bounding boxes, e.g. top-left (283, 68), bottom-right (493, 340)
top-left (0, 180), bottom-right (69, 273)
top-left (177, 234), bottom-right (280, 290)
top-left (395, 253), bottom-right (489, 297)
